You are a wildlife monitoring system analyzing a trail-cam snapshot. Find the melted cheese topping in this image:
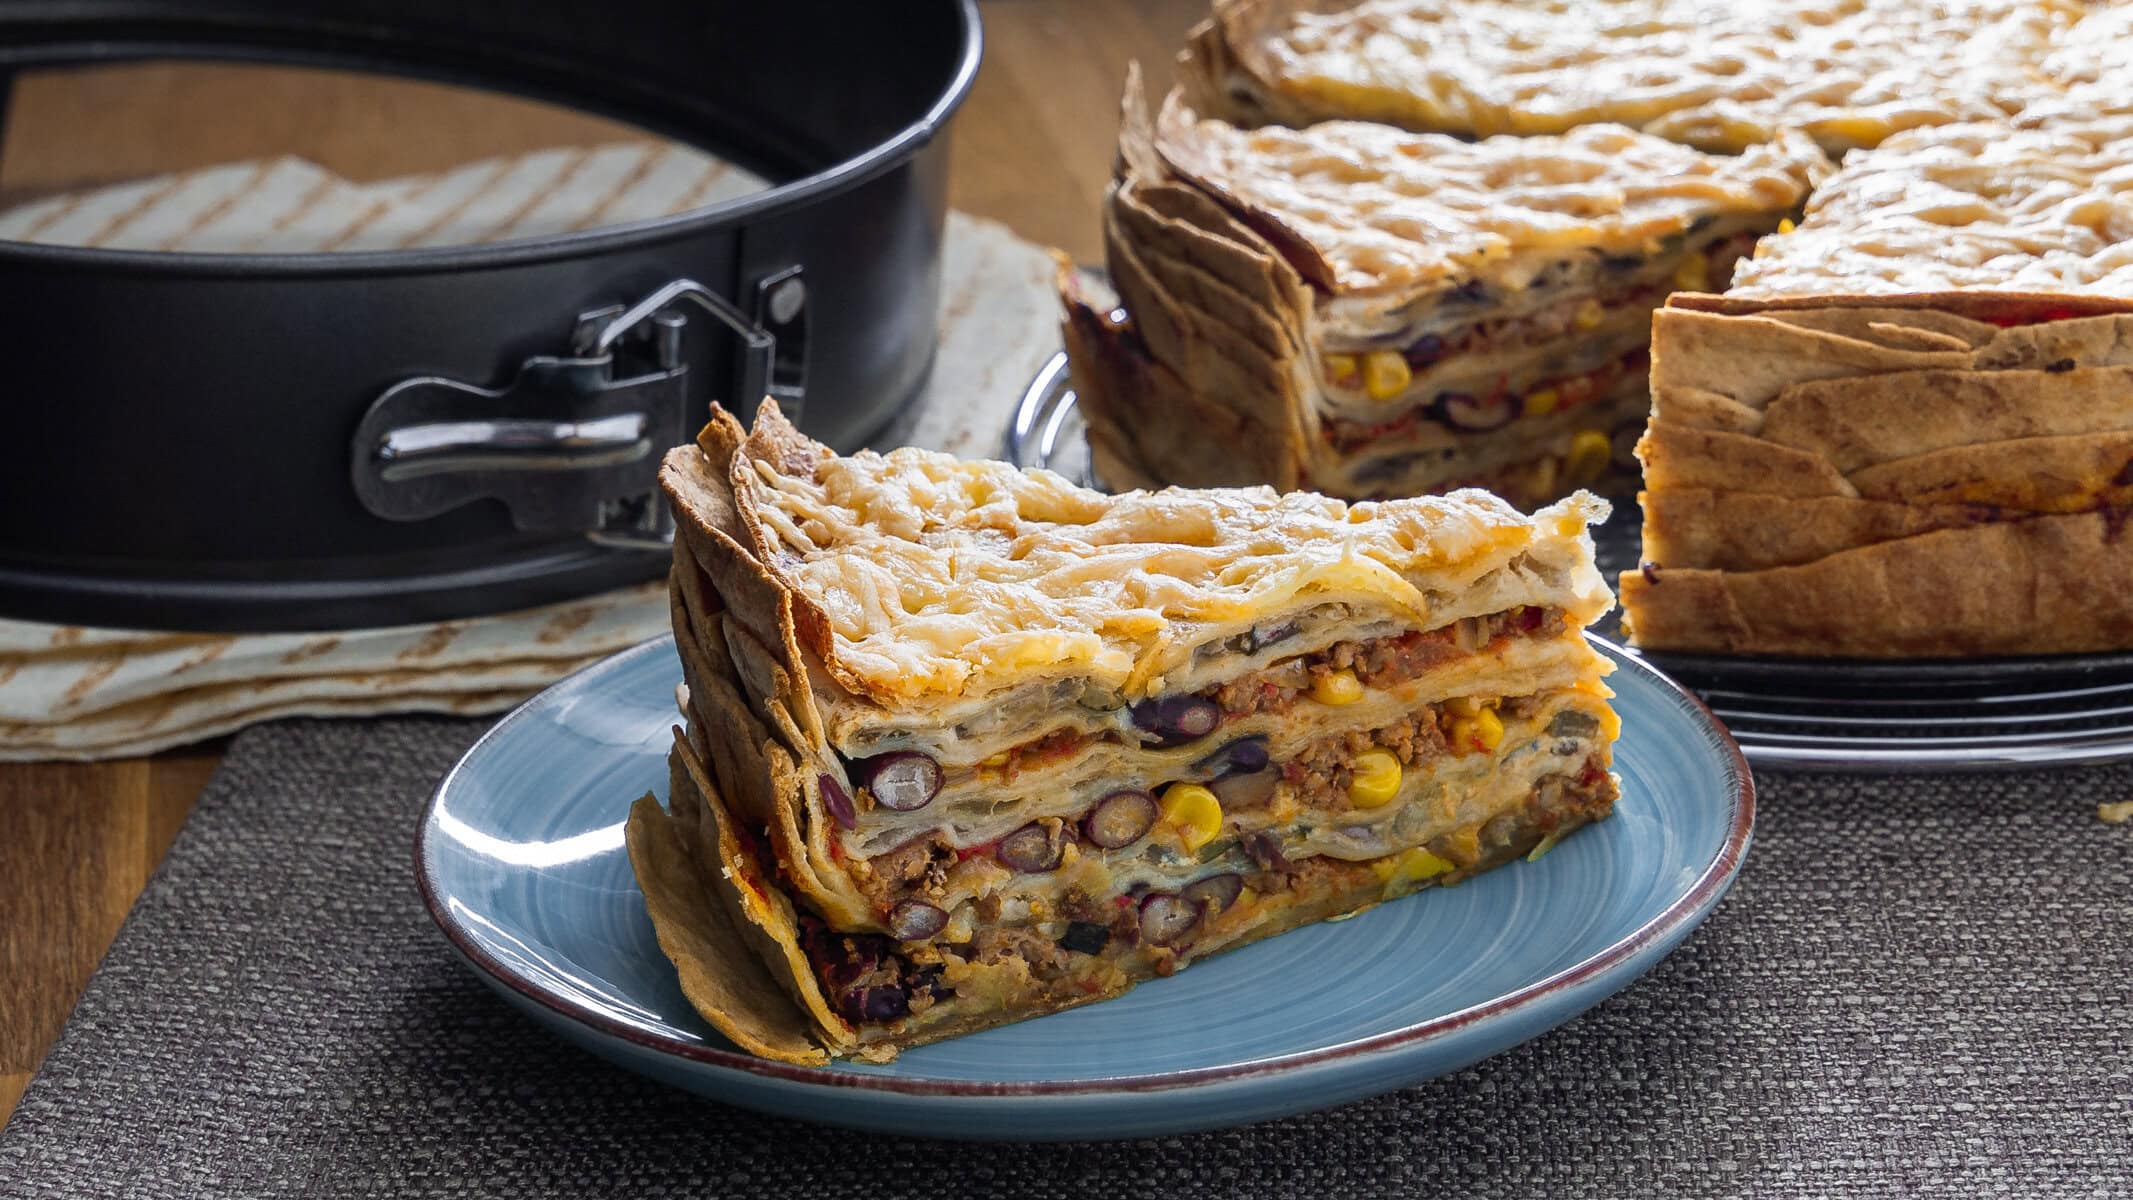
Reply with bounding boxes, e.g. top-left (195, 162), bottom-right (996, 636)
top-left (1225, 0), bottom-right (2090, 154)
top-left (1157, 94), bottom-right (1825, 296)
top-left (1729, 119), bottom-right (2133, 297)
top-left (737, 444), bottom-right (1613, 706)
top-left (2020, 3), bottom-right (2133, 126)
